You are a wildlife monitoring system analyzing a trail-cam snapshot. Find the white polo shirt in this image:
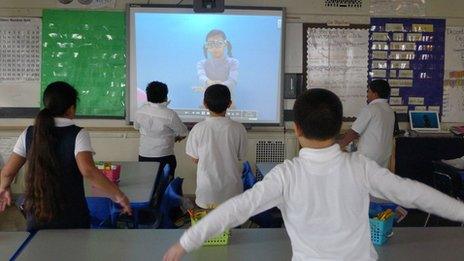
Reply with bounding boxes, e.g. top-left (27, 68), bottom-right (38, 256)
top-left (134, 102), bottom-right (188, 158)
top-left (180, 144), bottom-right (464, 260)
top-left (351, 98), bottom-right (395, 168)
top-left (186, 116), bottom-right (247, 209)
top-left (13, 118), bottom-right (94, 158)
